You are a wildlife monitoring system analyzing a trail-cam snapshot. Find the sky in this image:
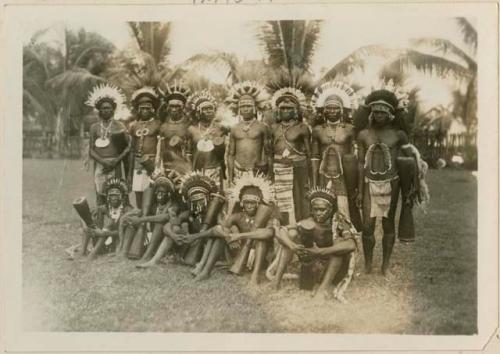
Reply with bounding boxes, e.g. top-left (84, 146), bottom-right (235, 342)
top-left (23, 17), bottom-right (473, 112)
